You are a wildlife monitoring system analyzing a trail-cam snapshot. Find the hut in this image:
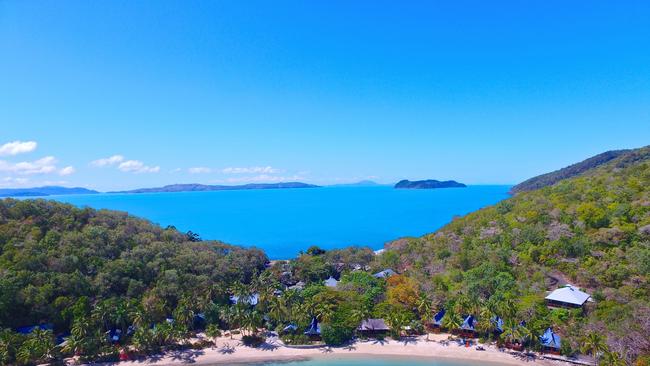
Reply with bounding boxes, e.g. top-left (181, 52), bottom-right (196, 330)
top-left (545, 285), bottom-right (590, 309)
top-left (459, 315), bottom-right (477, 338)
top-left (358, 318), bottom-right (390, 337)
top-left (540, 327), bottom-right (561, 354)
top-left (430, 309), bottom-right (446, 331)
top-left (373, 269), bottom-right (396, 279)
top-left (324, 276), bottom-right (339, 288)
top-left (304, 317), bottom-right (321, 340)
